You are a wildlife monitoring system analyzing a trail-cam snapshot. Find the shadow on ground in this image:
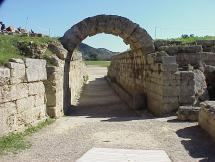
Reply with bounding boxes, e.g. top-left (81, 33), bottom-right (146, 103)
top-left (67, 77), bottom-right (154, 122)
top-left (176, 125), bottom-right (215, 161)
